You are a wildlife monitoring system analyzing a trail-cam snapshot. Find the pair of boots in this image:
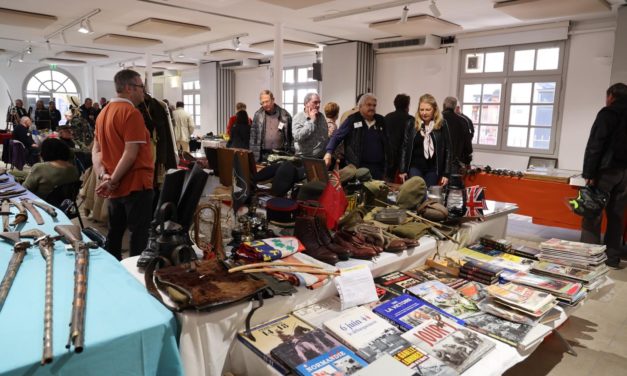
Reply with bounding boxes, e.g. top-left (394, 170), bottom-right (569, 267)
top-left (294, 216), bottom-right (351, 265)
top-left (350, 223), bottom-right (419, 253)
